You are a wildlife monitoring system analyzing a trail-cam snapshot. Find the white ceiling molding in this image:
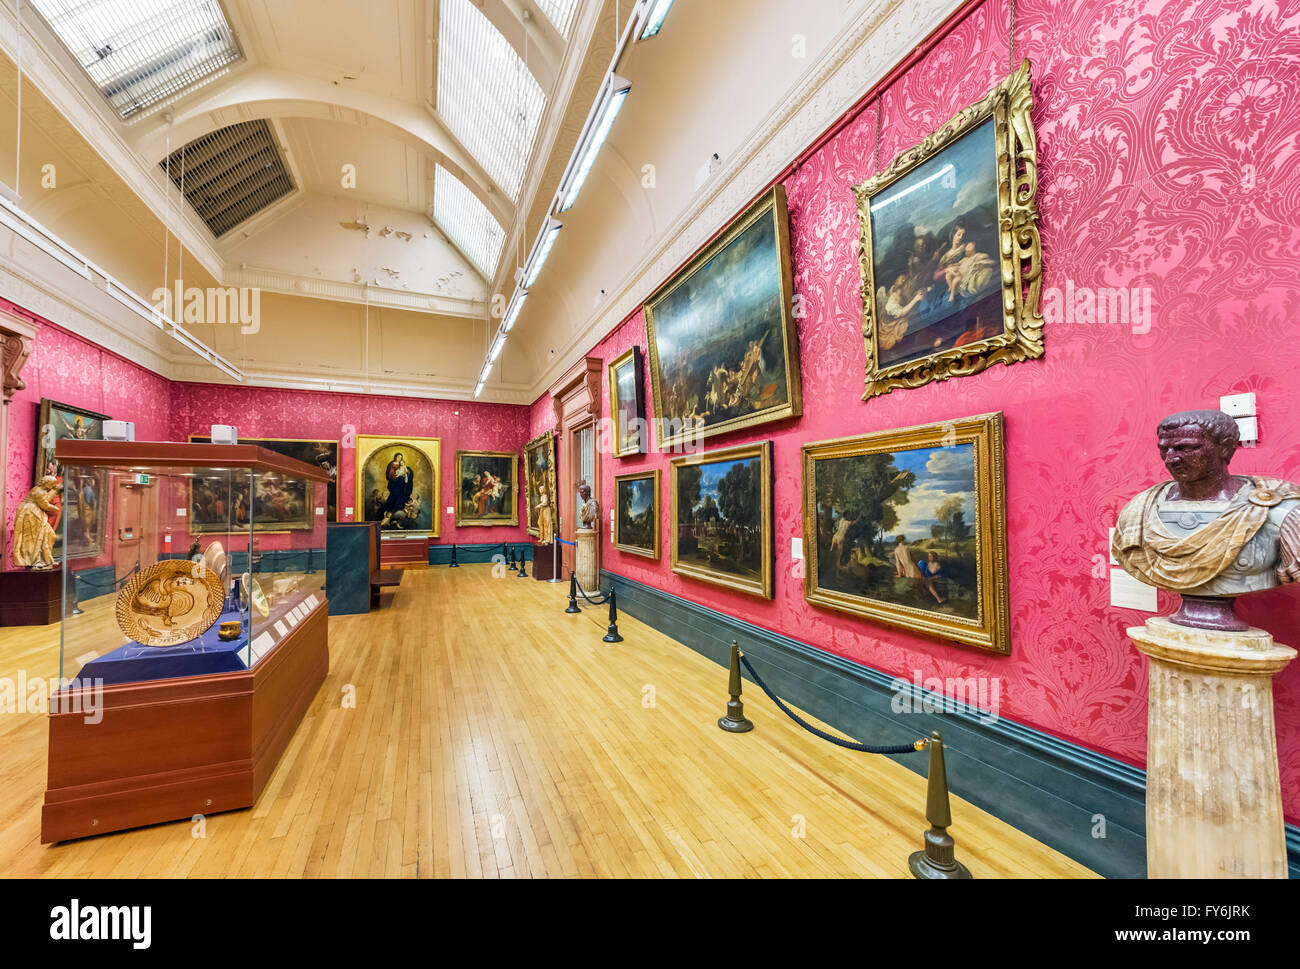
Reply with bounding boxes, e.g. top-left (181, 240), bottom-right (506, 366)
top-left (524, 0), bottom-right (968, 402)
top-left (223, 264), bottom-right (488, 319)
top-left (0, 2), bottom-right (226, 280)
